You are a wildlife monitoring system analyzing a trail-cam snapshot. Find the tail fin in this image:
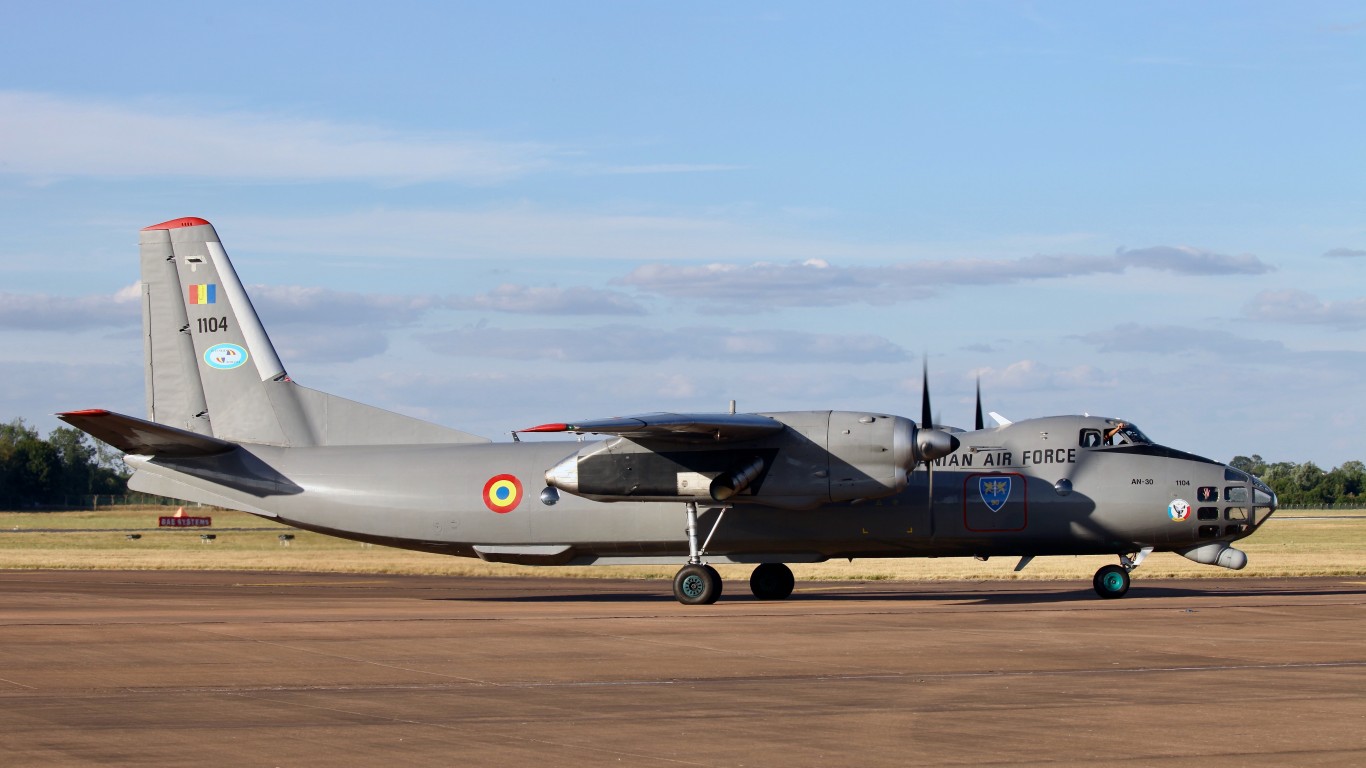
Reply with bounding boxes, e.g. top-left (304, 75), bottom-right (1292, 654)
top-left (139, 217), bottom-right (487, 447)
